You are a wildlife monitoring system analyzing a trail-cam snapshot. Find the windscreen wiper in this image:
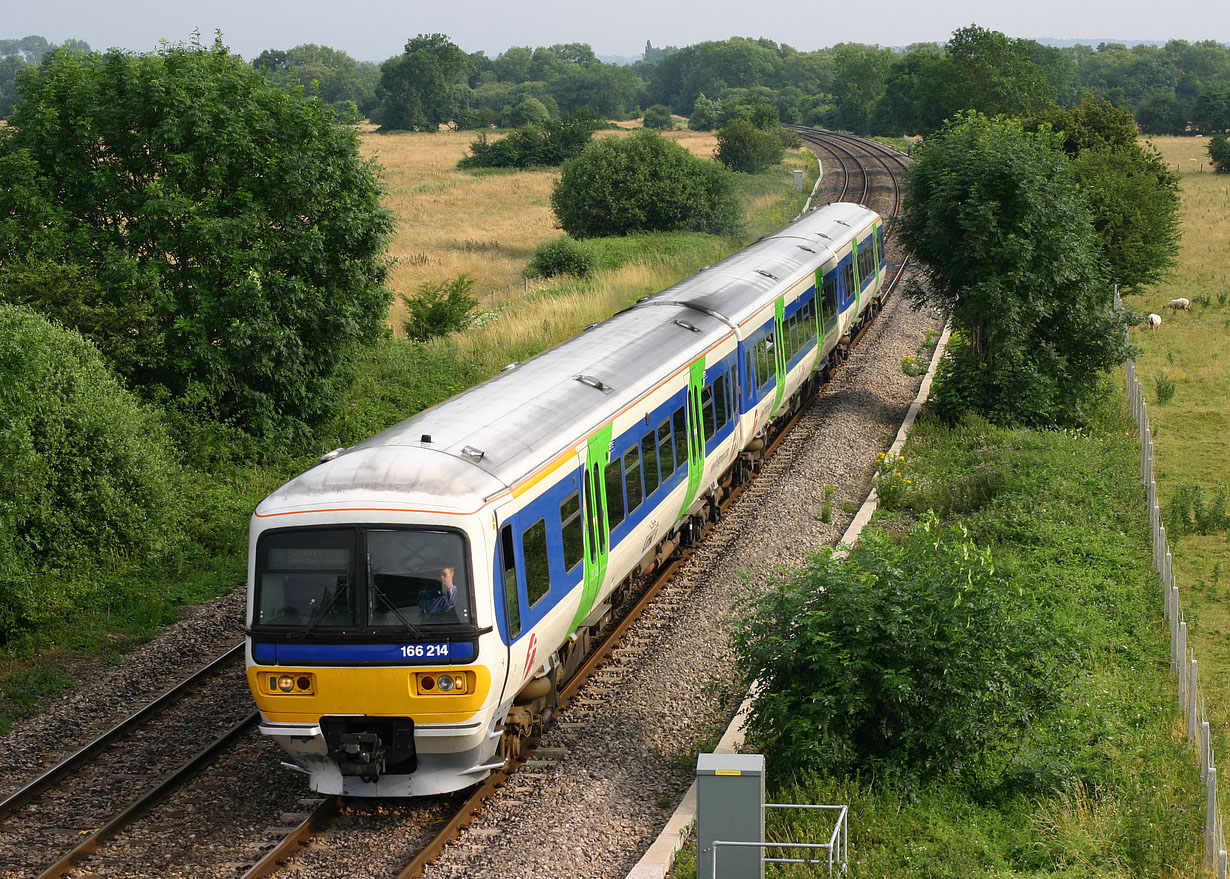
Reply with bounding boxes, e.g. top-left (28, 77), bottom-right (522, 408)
top-left (367, 554), bottom-right (427, 639)
top-left (291, 581), bottom-right (347, 640)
